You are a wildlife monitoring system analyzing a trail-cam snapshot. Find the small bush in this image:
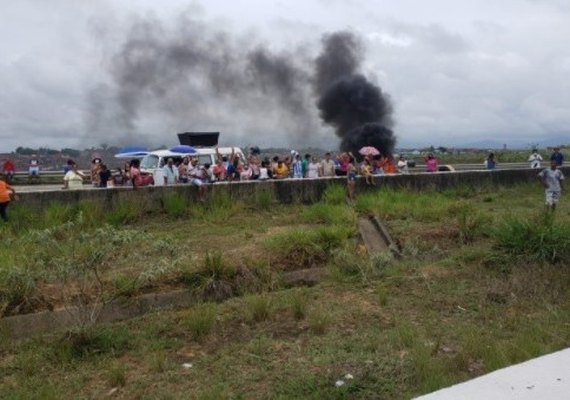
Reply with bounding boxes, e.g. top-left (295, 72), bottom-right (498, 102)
top-left (308, 307), bottom-right (332, 334)
top-left (245, 294), bottom-right (273, 323)
top-left (493, 213), bottom-right (570, 264)
top-left (106, 363), bottom-right (127, 387)
top-left (457, 207), bottom-right (489, 244)
top-left (106, 201), bottom-right (144, 226)
top-left (256, 190), bottom-right (272, 211)
top-left (322, 184), bottom-right (346, 205)
top-left (42, 203), bottom-right (74, 227)
top-left (112, 275), bottom-right (140, 298)
top-left (0, 268), bottom-right (36, 310)
top-left (302, 203), bottom-right (355, 226)
top-left (184, 303), bottom-right (217, 341)
top-left (287, 291), bottom-right (308, 320)
top-left (162, 193), bottom-right (187, 218)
